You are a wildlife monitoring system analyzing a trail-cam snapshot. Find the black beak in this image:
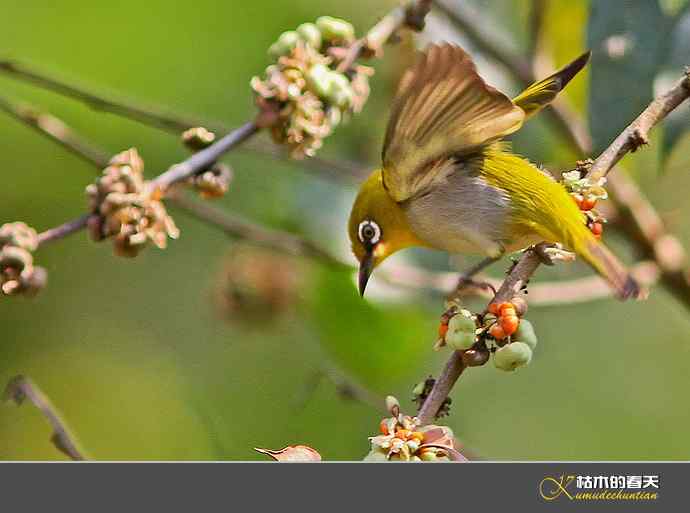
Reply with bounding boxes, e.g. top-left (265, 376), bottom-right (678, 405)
top-left (358, 251), bottom-right (374, 296)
